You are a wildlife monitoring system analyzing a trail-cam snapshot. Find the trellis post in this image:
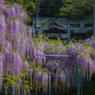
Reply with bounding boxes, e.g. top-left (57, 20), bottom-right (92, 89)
top-left (48, 73), bottom-right (51, 95)
top-left (12, 73), bottom-right (15, 95)
top-left (12, 85), bottom-right (15, 95)
top-left (66, 78), bottom-right (68, 95)
top-left (77, 64), bottom-right (80, 95)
